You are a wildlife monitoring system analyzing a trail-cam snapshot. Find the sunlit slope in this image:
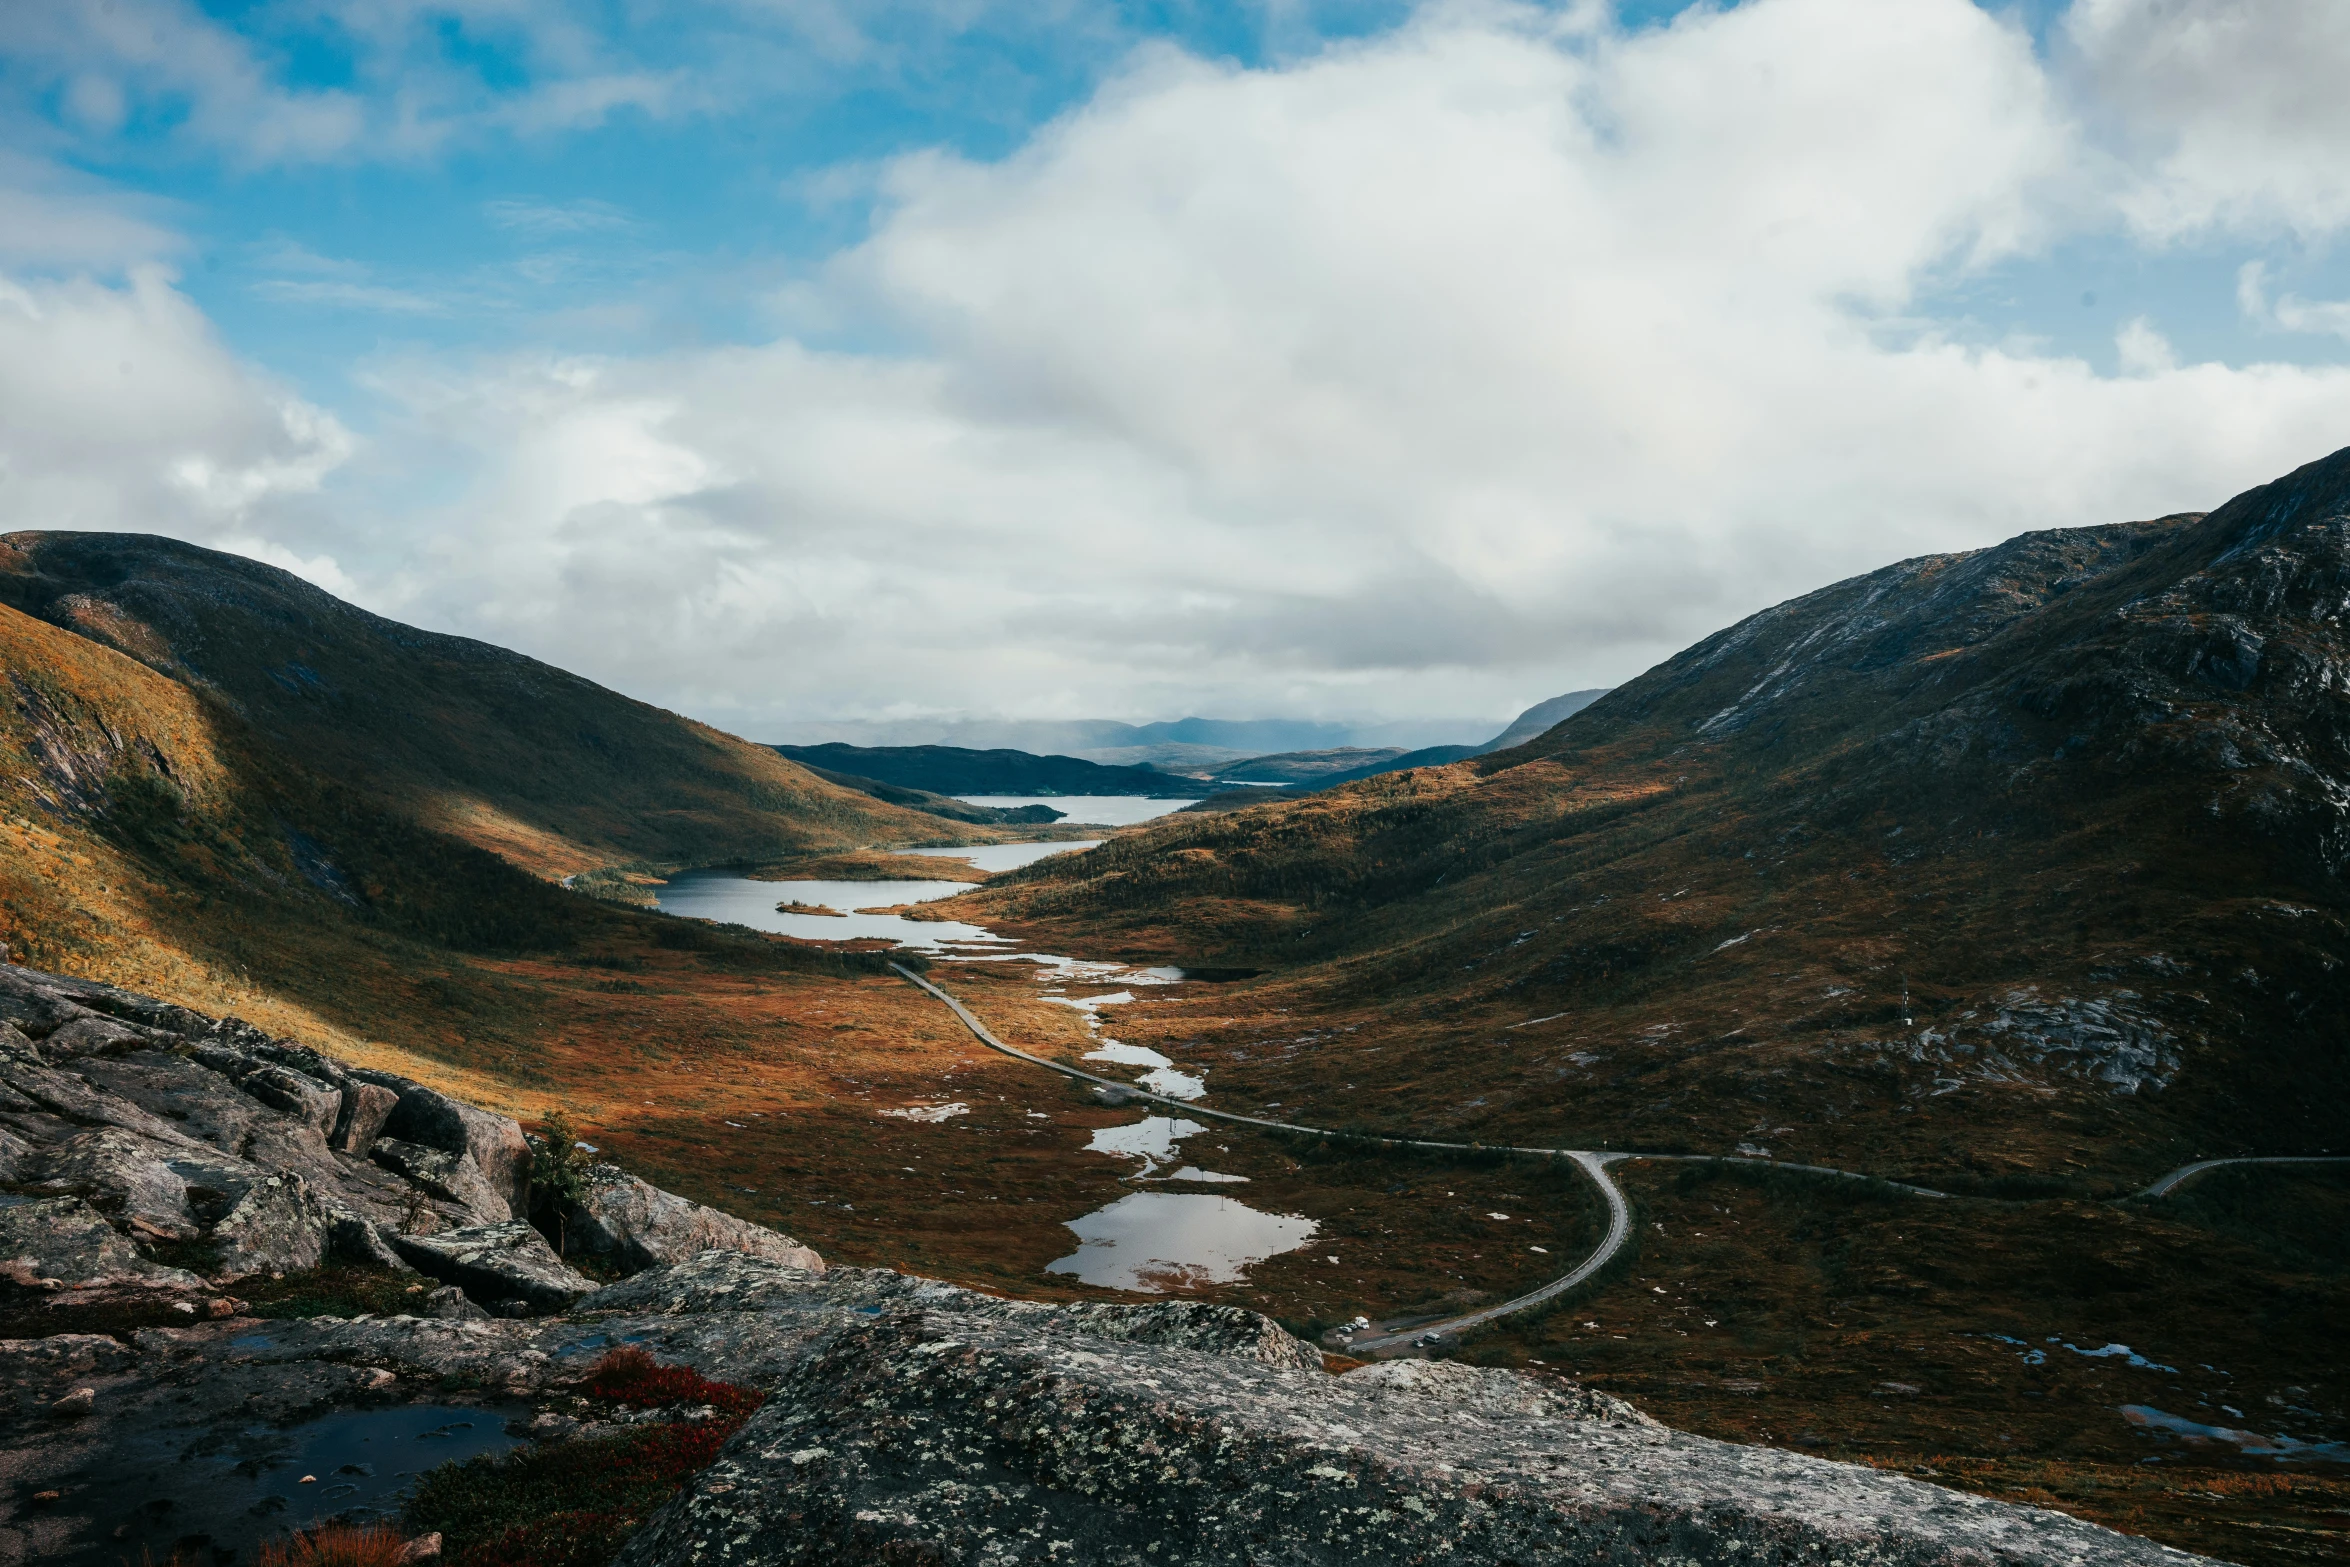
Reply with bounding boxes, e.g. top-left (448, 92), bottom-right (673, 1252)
top-left (0, 532), bottom-right (961, 877)
top-left (958, 448), bottom-right (2350, 1169)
